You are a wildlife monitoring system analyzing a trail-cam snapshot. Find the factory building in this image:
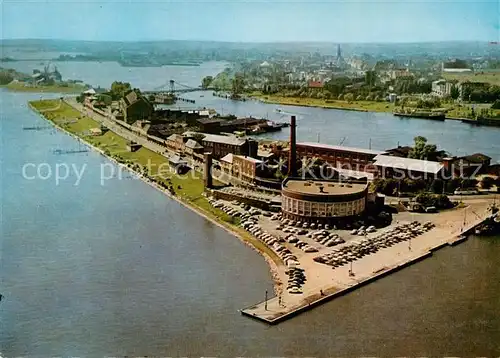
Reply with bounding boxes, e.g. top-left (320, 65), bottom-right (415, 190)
top-left (281, 178), bottom-right (369, 224)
